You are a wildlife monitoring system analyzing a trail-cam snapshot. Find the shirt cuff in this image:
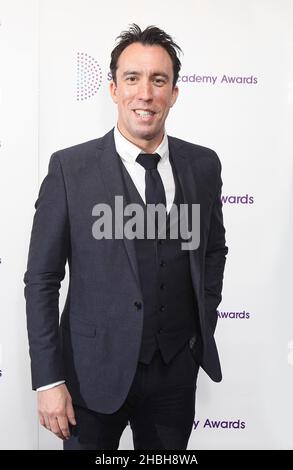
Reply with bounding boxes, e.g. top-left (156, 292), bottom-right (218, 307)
top-left (37, 380), bottom-right (65, 391)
